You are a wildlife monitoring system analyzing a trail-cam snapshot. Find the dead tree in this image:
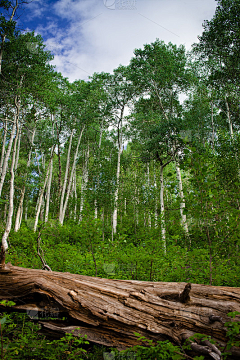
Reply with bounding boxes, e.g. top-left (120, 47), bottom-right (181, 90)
top-left (0, 262), bottom-right (240, 359)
